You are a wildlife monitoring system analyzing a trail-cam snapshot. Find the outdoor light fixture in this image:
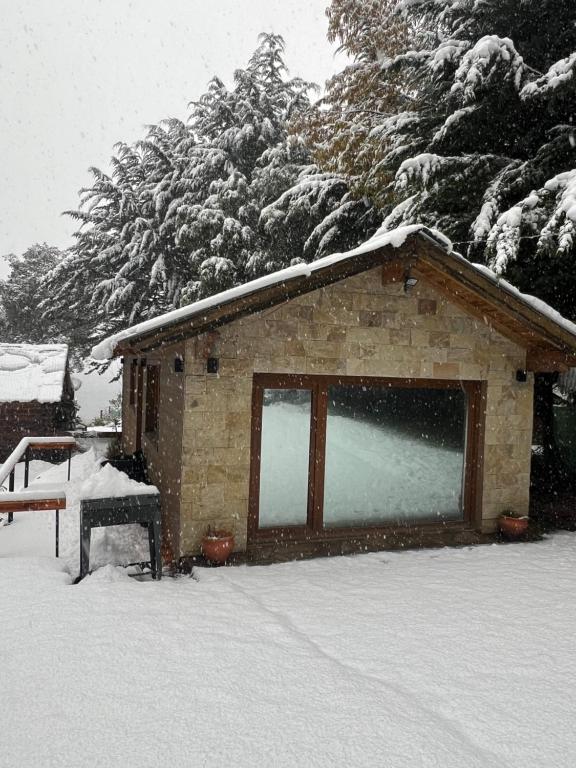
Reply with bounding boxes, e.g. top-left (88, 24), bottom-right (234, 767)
top-left (174, 355), bottom-right (185, 373)
top-left (207, 357), bottom-right (219, 374)
top-left (516, 369), bottom-right (528, 383)
top-left (404, 269), bottom-right (419, 294)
